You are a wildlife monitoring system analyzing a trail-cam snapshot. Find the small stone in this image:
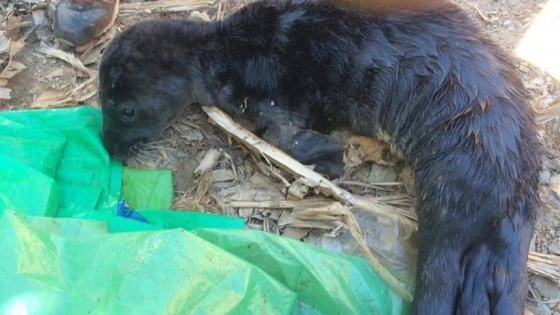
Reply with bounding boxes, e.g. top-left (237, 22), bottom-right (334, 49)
top-left (503, 20), bottom-right (512, 26)
top-left (549, 239), bottom-right (560, 255)
top-left (144, 9), bottom-right (152, 14)
top-left (368, 164), bottom-right (398, 184)
top-left (540, 170), bottom-right (552, 184)
top-left (188, 11), bottom-right (210, 22)
top-left (526, 301), bottom-right (552, 315)
top-left (550, 175), bottom-right (560, 185)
